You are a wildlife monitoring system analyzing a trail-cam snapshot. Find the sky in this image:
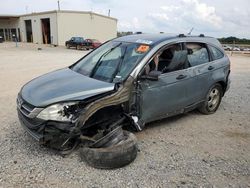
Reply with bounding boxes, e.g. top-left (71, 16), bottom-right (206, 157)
top-left (1, 0), bottom-right (250, 38)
